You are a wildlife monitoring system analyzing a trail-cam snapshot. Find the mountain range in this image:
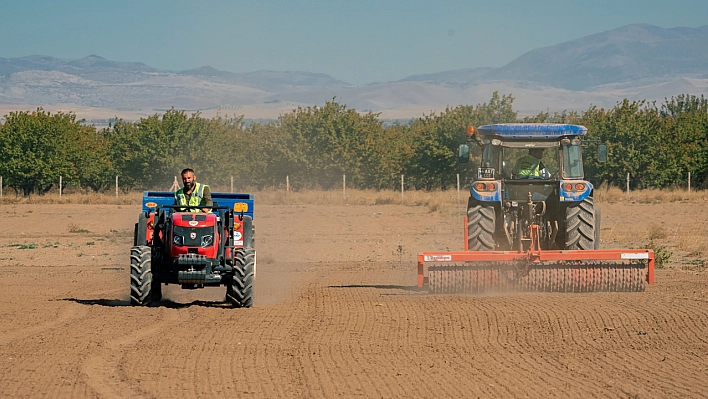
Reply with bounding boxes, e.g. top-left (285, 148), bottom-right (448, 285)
top-left (0, 23), bottom-right (706, 121)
